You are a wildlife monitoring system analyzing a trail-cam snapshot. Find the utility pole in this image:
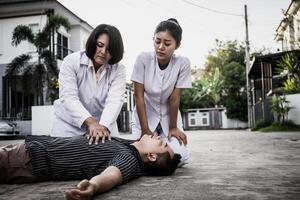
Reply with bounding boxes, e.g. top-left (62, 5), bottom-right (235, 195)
top-left (244, 5), bottom-right (252, 128)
